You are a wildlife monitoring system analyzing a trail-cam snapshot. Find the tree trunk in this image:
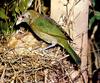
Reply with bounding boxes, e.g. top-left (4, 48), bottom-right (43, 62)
top-left (51, 0), bottom-right (89, 83)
